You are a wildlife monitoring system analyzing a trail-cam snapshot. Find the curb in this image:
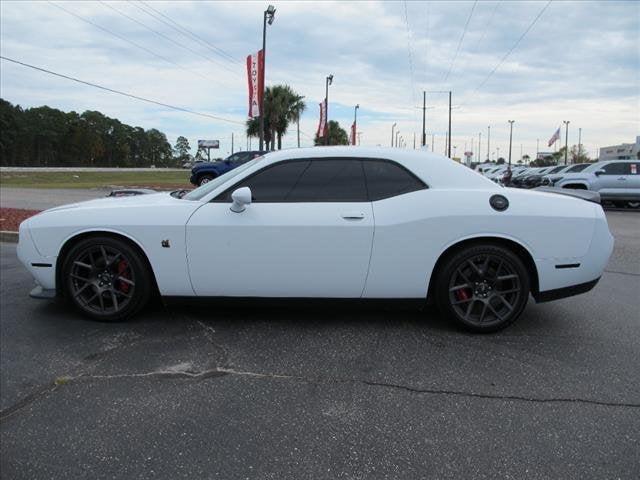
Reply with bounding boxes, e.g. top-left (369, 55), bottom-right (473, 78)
top-left (0, 231), bottom-right (19, 243)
